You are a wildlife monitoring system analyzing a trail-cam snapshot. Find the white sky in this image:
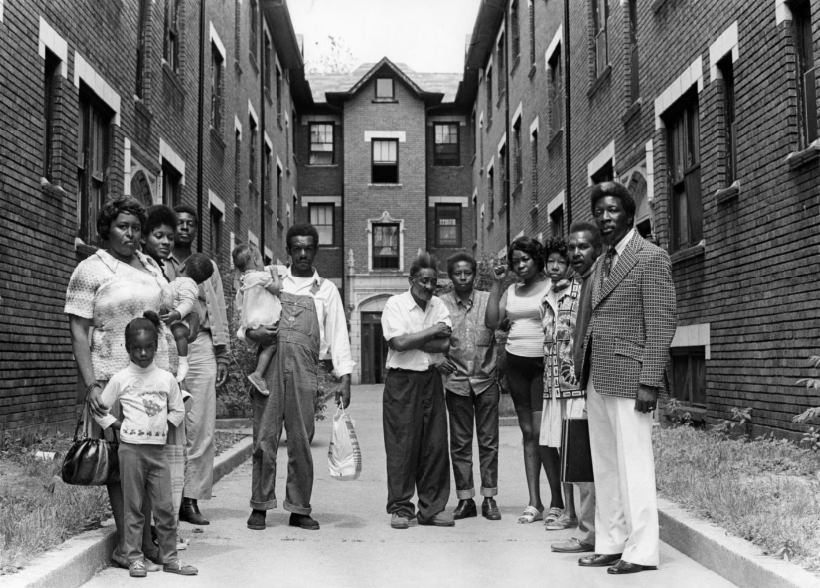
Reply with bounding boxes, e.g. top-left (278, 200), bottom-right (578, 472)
top-left (287, 0), bottom-right (481, 73)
